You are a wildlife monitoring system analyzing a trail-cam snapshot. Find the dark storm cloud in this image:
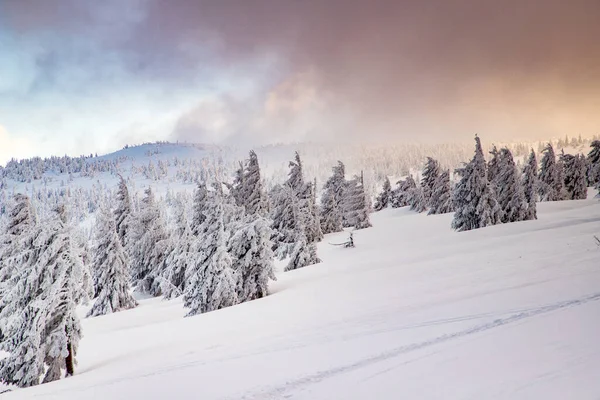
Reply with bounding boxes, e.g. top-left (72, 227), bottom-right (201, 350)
top-left (3, 0), bottom-right (600, 145)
